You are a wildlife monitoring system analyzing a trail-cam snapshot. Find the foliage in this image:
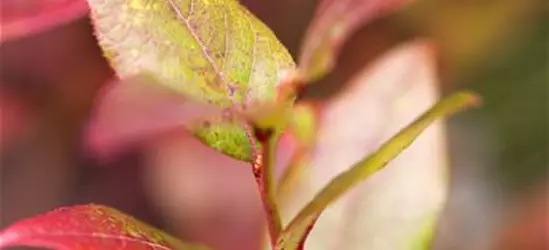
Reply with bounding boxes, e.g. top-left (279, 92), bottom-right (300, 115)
top-left (1, 0), bottom-right (89, 42)
top-left (0, 204), bottom-right (209, 249)
top-left (0, 0), bottom-right (480, 249)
